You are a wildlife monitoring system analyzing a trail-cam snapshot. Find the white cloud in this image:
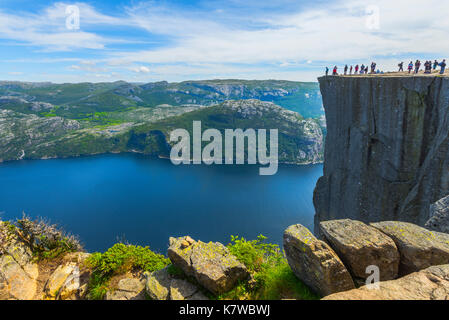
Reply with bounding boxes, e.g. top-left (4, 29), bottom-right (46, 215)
top-left (131, 66), bottom-right (151, 73)
top-left (2, 0), bottom-right (449, 82)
